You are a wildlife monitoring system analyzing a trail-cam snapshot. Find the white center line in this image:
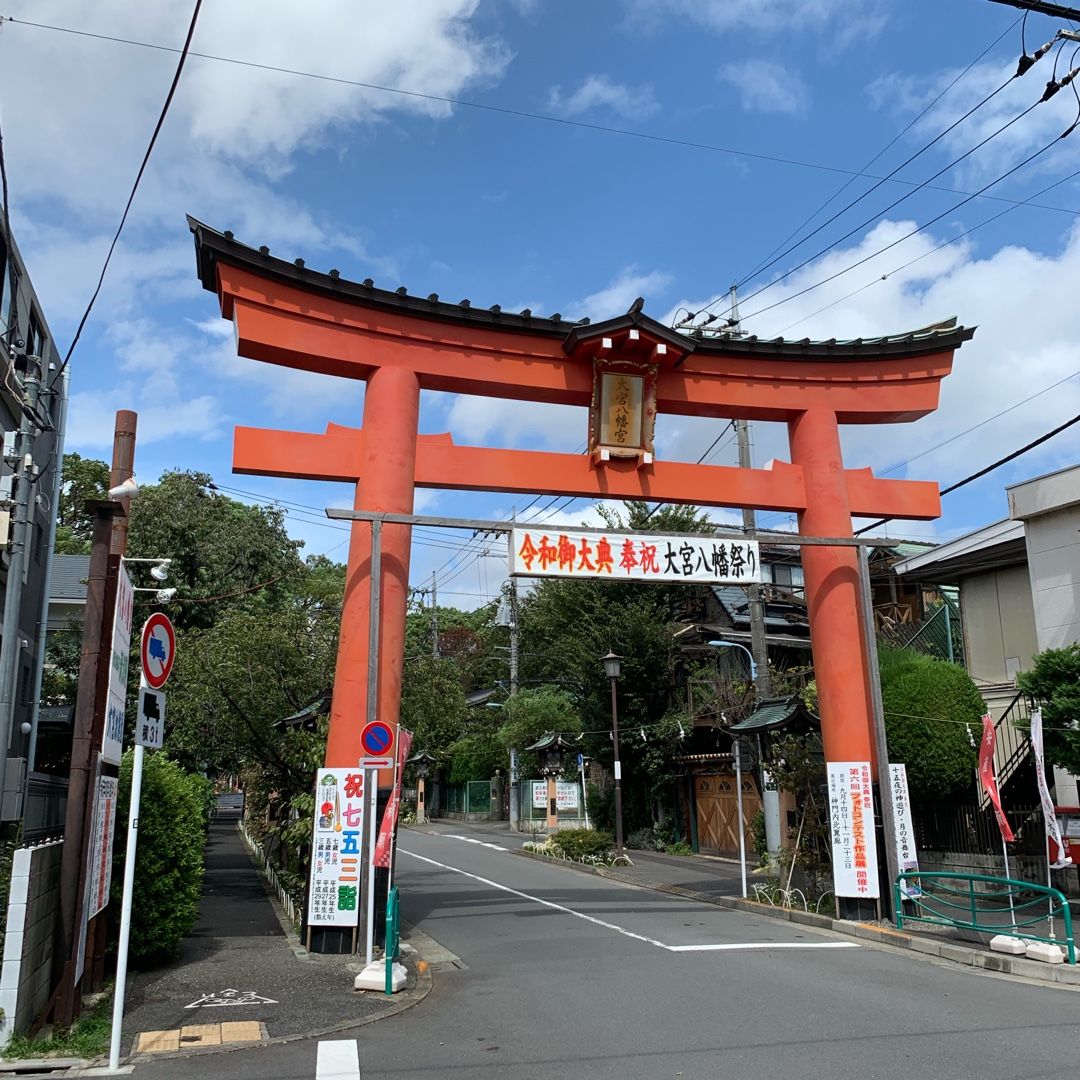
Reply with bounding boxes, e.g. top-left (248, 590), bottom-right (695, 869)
top-left (316, 1038), bottom-right (360, 1080)
top-left (400, 847), bottom-right (860, 954)
top-left (668, 942), bottom-right (859, 952)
